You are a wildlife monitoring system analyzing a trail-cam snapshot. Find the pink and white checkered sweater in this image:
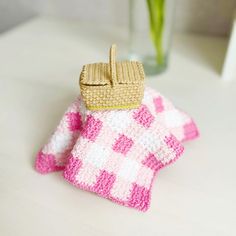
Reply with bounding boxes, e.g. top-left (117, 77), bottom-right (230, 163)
top-left (36, 87), bottom-right (199, 211)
